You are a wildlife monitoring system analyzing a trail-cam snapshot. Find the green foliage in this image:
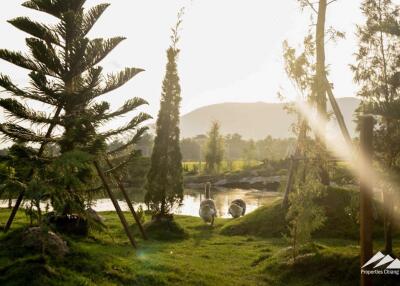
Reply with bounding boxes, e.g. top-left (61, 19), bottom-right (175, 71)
top-left (0, 162), bottom-right (16, 206)
top-left (352, 0), bottom-right (400, 107)
top-left (47, 151), bottom-right (96, 216)
top-left (180, 138), bottom-right (201, 161)
top-left (205, 121), bottom-right (224, 173)
top-left (352, 0), bottom-right (400, 253)
top-left (0, 0), bottom-right (149, 224)
top-left (145, 12), bottom-right (184, 217)
top-left (182, 159), bottom-right (262, 174)
top-left (286, 177), bottom-right (326, 259)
